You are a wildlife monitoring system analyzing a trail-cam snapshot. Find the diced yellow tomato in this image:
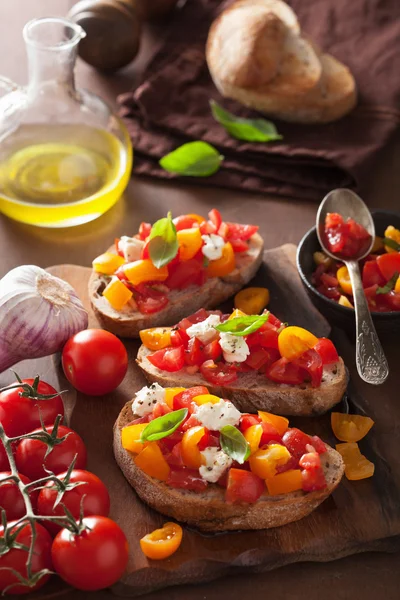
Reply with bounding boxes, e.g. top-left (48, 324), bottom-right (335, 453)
top-left (140, 522), bottom-right (183, 560)
top-left (193, 394), bottom-right (221, 405)
top-left (249, 444), bottom-right (291, 479)
top-left (278, 326), bottom-right (318, 361)
top-left (258, 411), bottom-right (289, 436)
top-left (140, 327), bottom-right (173, 350)
top-left (336, 442), bottom-right (375, 481)
top-left (331, 413), bottom-right (374, 443)
top-left (187, 213), bottom-right (205, 224)
top-left (234, 287), bottom-right (270, 315)
top-left (371, 236), bottom-right (384, 254)
top-left (92, 252), bottom-right (125, 275)
top-left (164, 387), bottom-right (186, 409)
top-left (124, 259), bottom-right (168, 286)
top-left (121, 423), bottom-right (148, 454)
top-left (177, 227), bottom-right (203, 261)
top-left (135, 443), bottom-right (170, 481)
top-left (181, 426), bottom-right (205, 469)
top-left (338, 295), bottom-right (354, 308)
top-left (103, 277), bottom-right (133, 310)
top-left (395, 276), bottom-right (400, 294)
top-left (244, 424), bottom-right (263, 455)
top-left (337, 266), bottom-right (352, 295)
top-left (229, 308), bottom-right (247, 319)
top-left (313, 251), bottom-right (333, 268)
top-left (384, 225), bottom-right (400, 253)
top-left (266, 470), bottom-right (303, 495)
top-left (206, 242), bottom-right (235, 278)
